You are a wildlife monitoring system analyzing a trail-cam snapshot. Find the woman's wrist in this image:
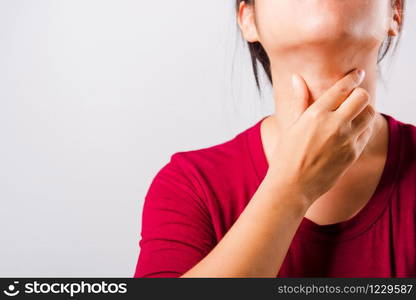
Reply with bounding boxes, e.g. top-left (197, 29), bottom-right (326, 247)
top-left (259, 170), bottom-right (313, 216)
